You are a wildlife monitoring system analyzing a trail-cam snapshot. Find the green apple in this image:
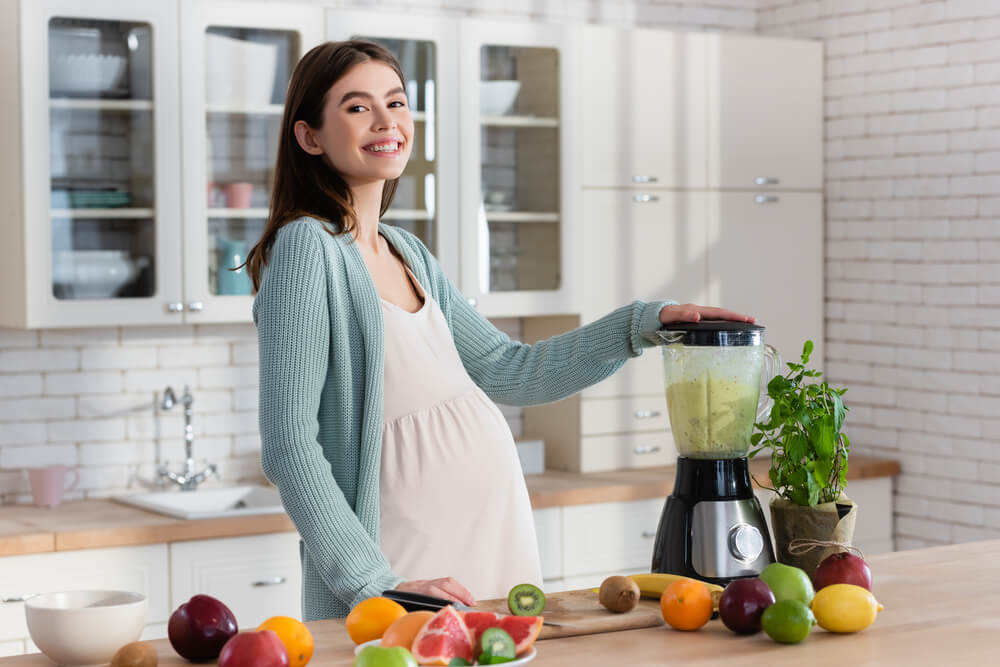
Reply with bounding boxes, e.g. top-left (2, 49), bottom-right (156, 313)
top-left (759, 563), bottom-right (815, 606)
top-left (355, 645), bottom-right (418, 667)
